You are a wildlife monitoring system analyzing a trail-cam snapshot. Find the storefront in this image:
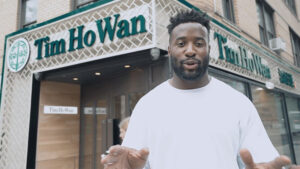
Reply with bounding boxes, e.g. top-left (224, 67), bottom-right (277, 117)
top-left (0, 0), bottom-right (299, 169)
